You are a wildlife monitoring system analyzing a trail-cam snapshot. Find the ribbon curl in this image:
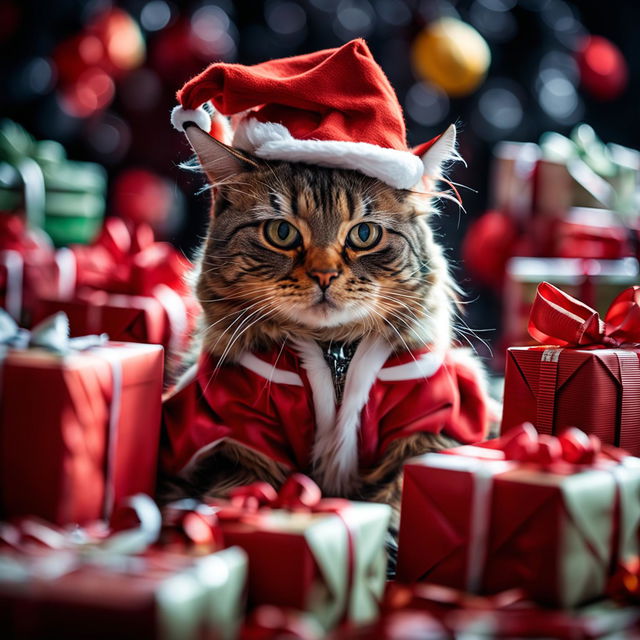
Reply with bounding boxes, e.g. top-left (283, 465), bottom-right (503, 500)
top-left (528, 281), bottom-right (640, 347)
